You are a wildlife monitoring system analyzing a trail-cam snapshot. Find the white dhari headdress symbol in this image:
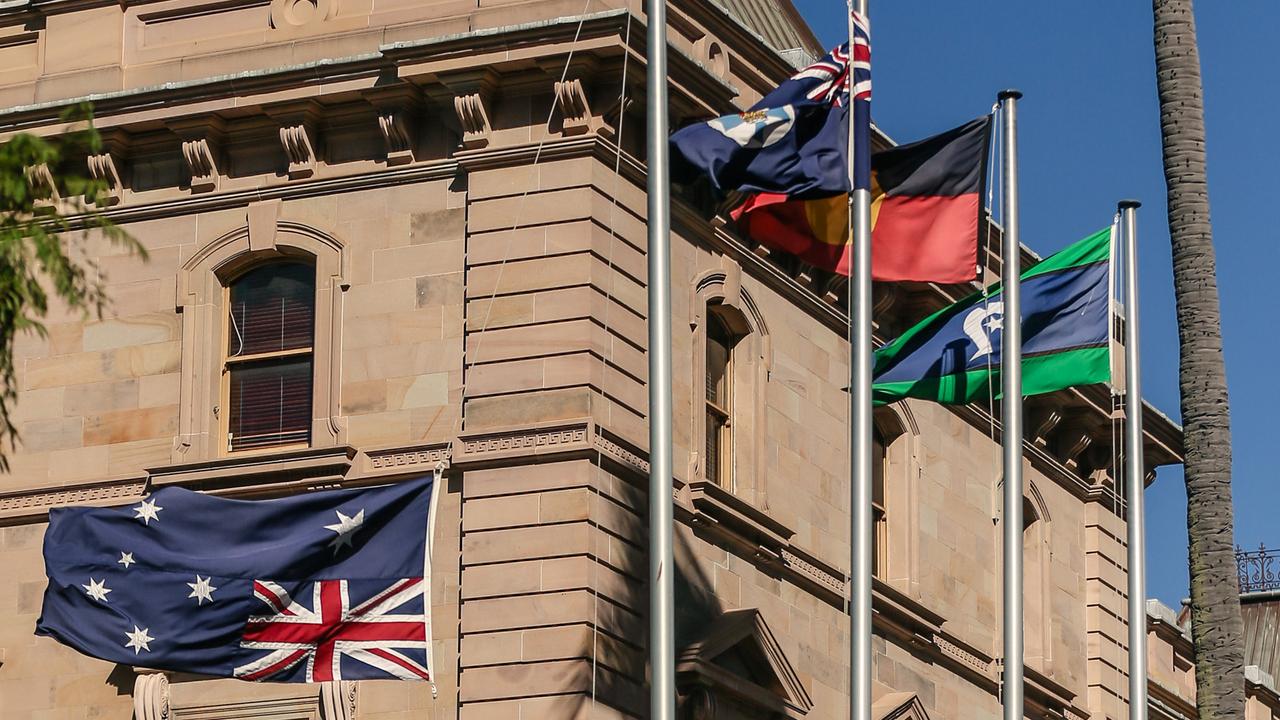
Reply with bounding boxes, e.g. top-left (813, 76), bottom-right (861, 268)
top-left (708, 106), bottom-right (797, 149)
top-left (962, 302), bottom-right (1004, 362)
